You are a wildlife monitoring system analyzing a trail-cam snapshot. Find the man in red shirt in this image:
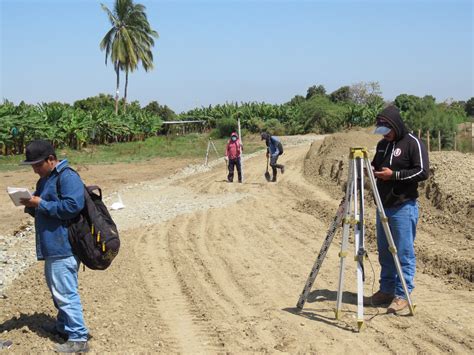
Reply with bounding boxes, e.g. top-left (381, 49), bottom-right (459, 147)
top-left (225, 132), bottom-right (242, 183)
